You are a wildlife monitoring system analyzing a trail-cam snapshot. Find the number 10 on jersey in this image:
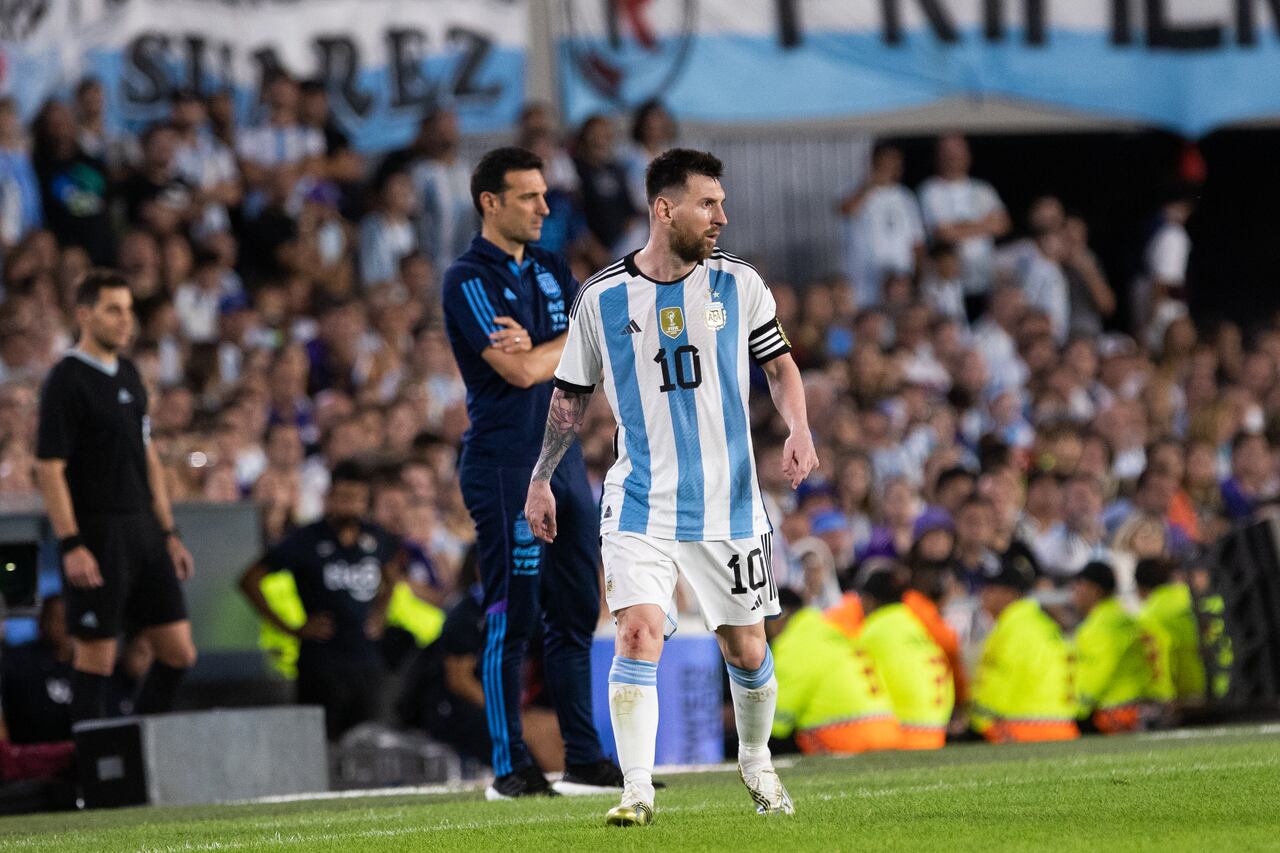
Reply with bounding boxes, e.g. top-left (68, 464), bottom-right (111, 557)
top-left (654, 346), bottom-right (702, 393)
